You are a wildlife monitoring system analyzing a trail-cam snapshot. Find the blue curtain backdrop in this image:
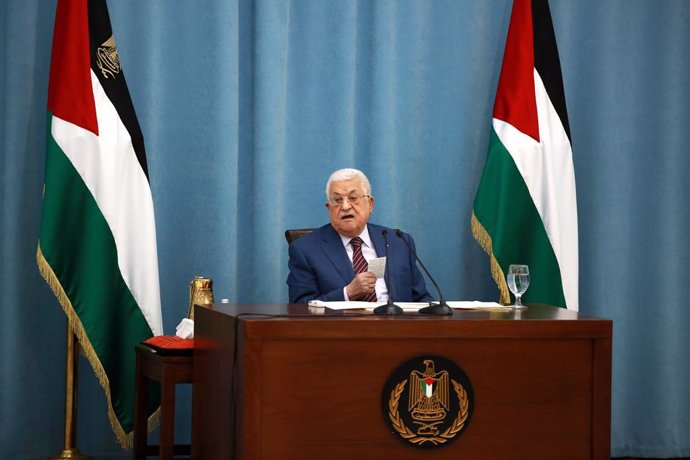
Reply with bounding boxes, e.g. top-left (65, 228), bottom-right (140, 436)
top-left (1, 0), bottom-right (688, 458)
